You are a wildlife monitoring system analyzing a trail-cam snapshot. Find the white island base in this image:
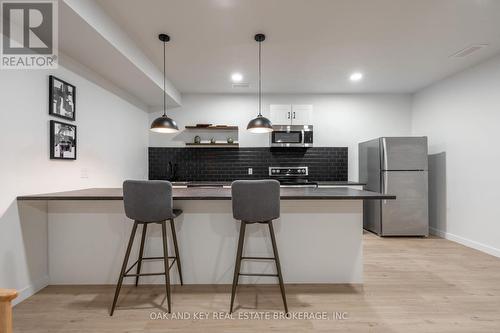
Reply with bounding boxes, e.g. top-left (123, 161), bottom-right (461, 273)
top-left (47, 200), bottom-right (363, 285)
